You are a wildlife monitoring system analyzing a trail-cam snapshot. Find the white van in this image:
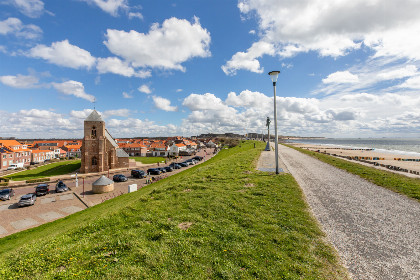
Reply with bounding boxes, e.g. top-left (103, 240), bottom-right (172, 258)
top-left (7, 163), bottom-right (24, 170)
